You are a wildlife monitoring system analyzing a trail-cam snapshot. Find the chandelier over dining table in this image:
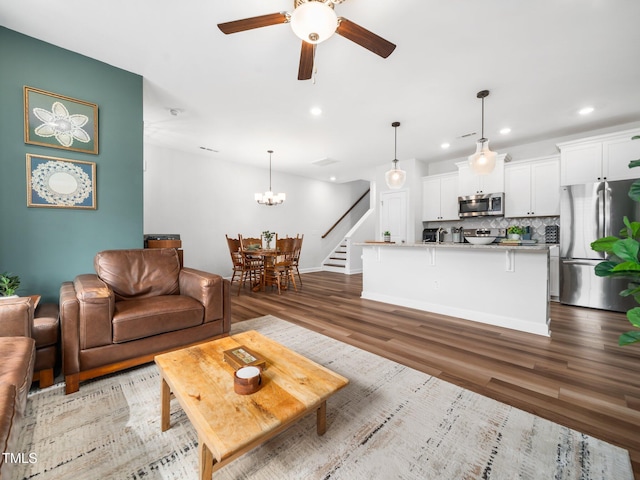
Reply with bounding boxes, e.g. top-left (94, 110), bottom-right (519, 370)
top-left (255, 150), bottom-right (286, 206)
